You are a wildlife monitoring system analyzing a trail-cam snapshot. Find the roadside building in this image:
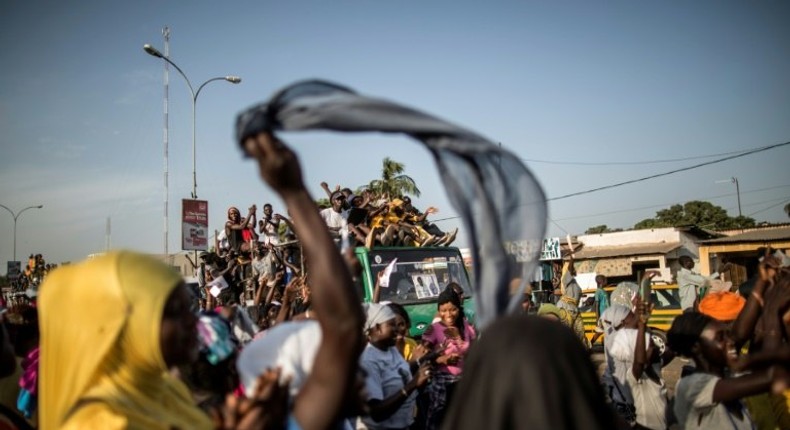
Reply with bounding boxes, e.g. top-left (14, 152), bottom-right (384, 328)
top-left (697, 224), bottom-right (790, 286)
top-left (569, 226), bottom-right (721, 286)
